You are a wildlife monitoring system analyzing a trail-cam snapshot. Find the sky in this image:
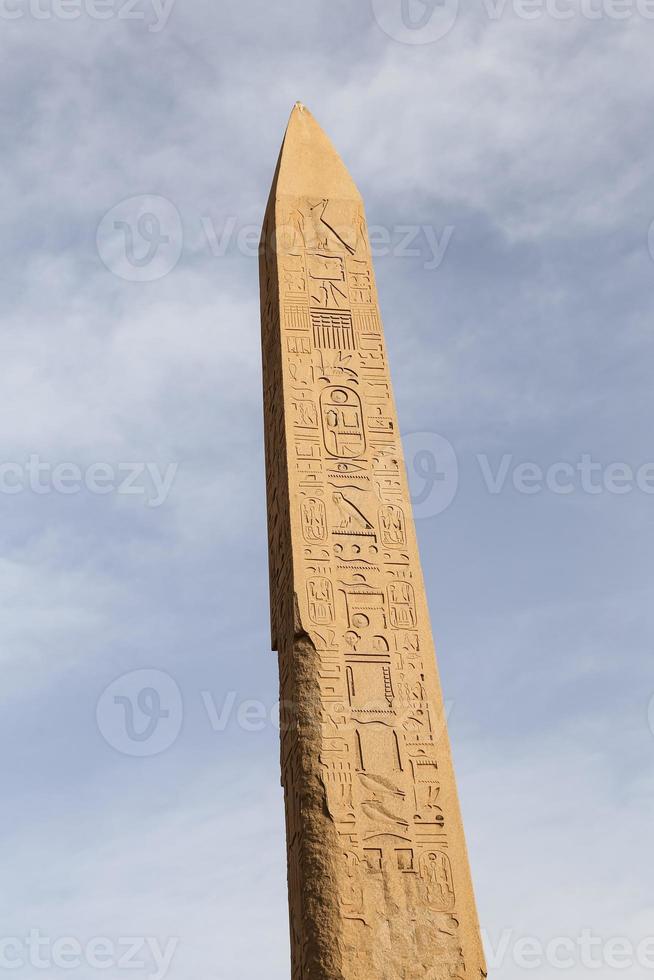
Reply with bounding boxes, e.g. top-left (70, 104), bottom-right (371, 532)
top-left (0, 1), bottom-right (653, 978)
